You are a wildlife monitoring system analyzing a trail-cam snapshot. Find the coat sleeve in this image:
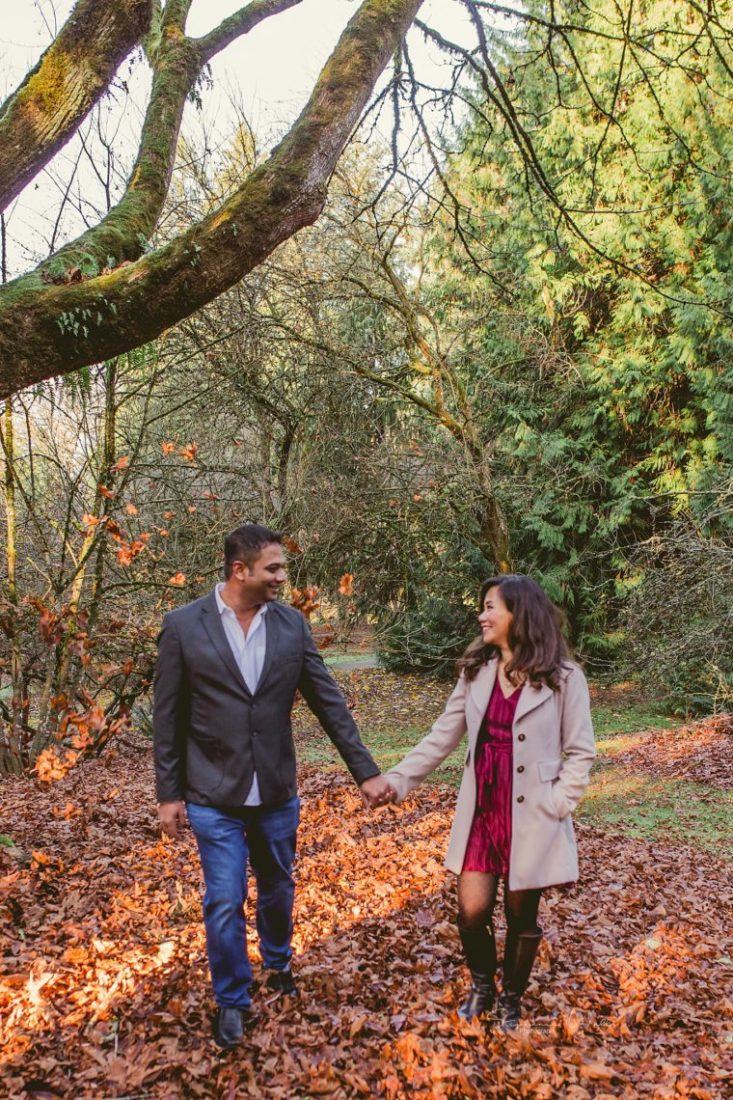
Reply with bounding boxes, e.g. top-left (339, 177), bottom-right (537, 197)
top-left (297, 615), bottom-right (380, 786)
top-left (153, 613), bottom-right (188, 803)
top-left (385, 675), bottom-right (468, 804)
top-left (553, 665), bottom-right (596, 819)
